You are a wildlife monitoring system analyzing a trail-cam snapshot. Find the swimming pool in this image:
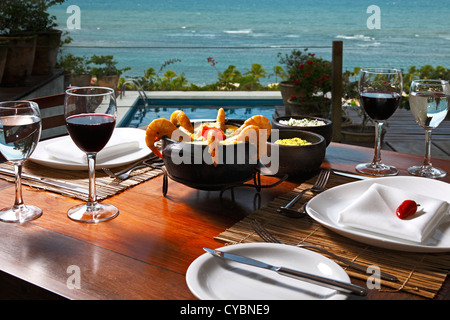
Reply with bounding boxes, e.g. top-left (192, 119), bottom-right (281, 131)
top-left (118, 98), bottom-right (282, 128)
